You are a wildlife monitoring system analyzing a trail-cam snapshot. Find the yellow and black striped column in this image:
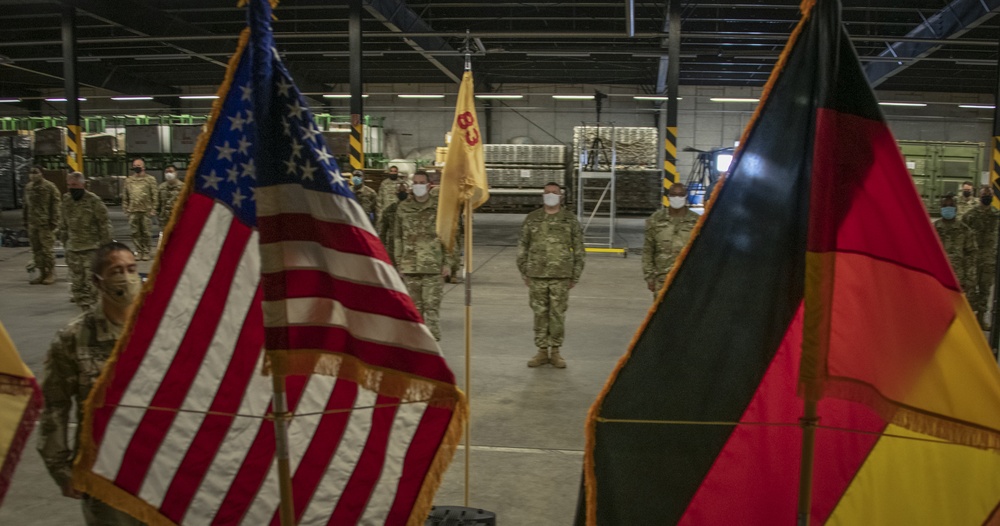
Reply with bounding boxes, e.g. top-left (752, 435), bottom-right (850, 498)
top-left (66, 124), bottom-right (82, 172)
top-left (350, 116), bottom-right (364, 171)
top-left (991, 135), bottom-right (1000, 209)
top-left (662, 126), bottom-right (678, 206)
